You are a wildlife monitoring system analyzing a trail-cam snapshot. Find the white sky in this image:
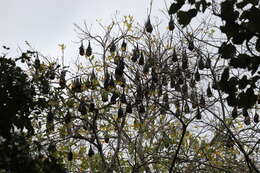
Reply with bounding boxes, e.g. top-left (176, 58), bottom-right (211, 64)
top-left (0, 0), bottom-right (166, 60)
